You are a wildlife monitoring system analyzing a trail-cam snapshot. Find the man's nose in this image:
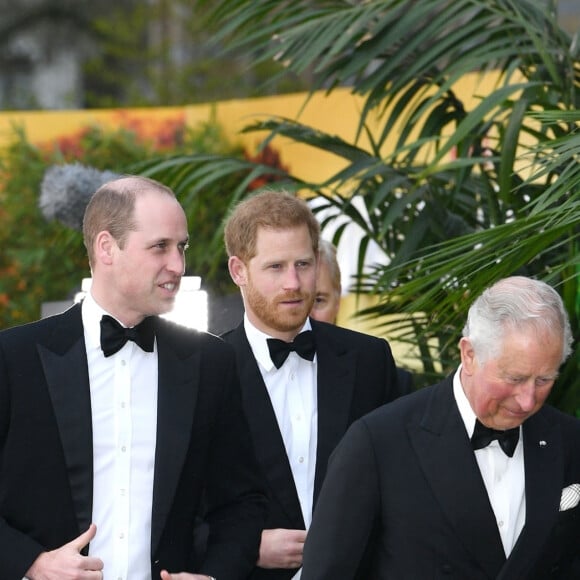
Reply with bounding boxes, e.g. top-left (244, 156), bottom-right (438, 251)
top-left (515, 381), bottom-right (536, 412)
top-left (167, 247), bottom-right (185, 275)
top-left (282, 267), bottom-right (300, 290)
